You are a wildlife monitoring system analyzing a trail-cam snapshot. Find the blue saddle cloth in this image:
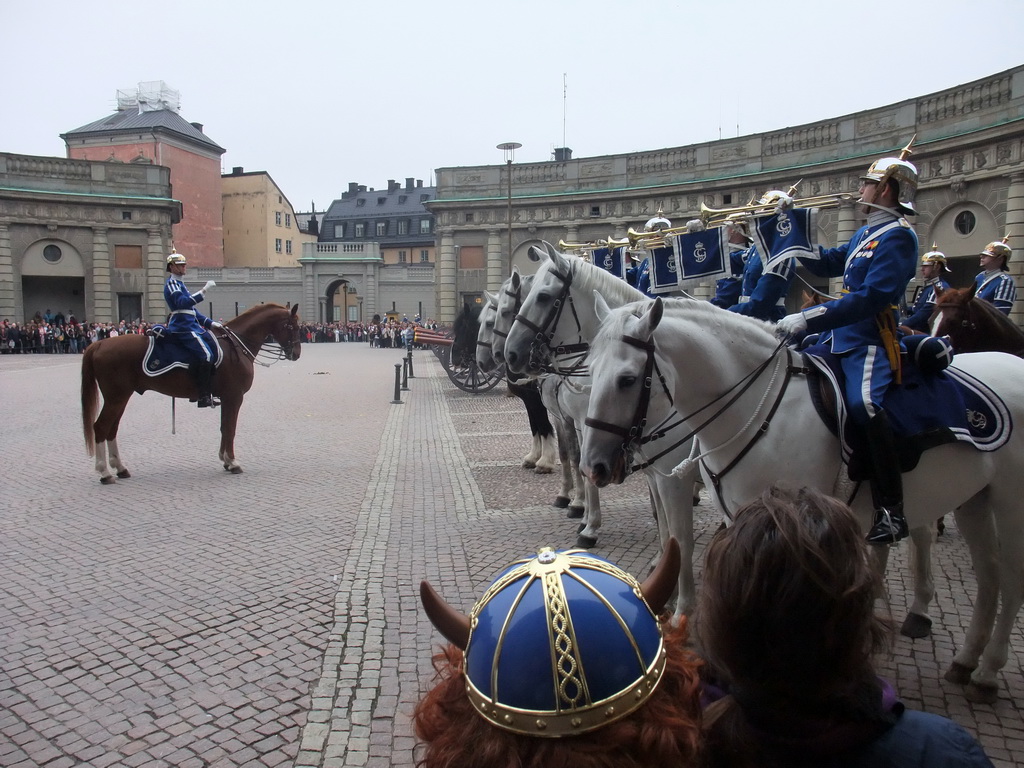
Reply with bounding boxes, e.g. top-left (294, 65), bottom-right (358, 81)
top-left (802, 343), bottom-right (1011, 479)
top-left (143, 327), bottom-right (223, 376)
